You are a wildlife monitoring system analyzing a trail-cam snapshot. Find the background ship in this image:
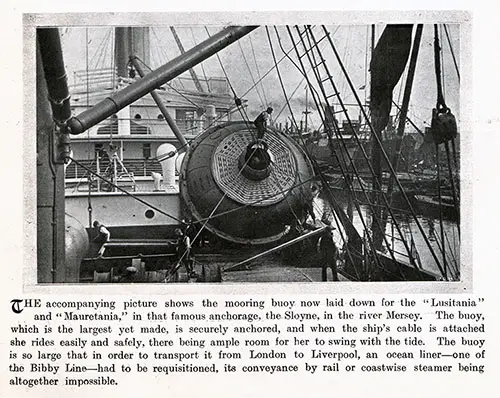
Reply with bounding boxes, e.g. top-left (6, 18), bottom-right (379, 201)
top-left (35, 23), bottom-right (461, 283)
top-left (65, 27), bottom-right (238, 242)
